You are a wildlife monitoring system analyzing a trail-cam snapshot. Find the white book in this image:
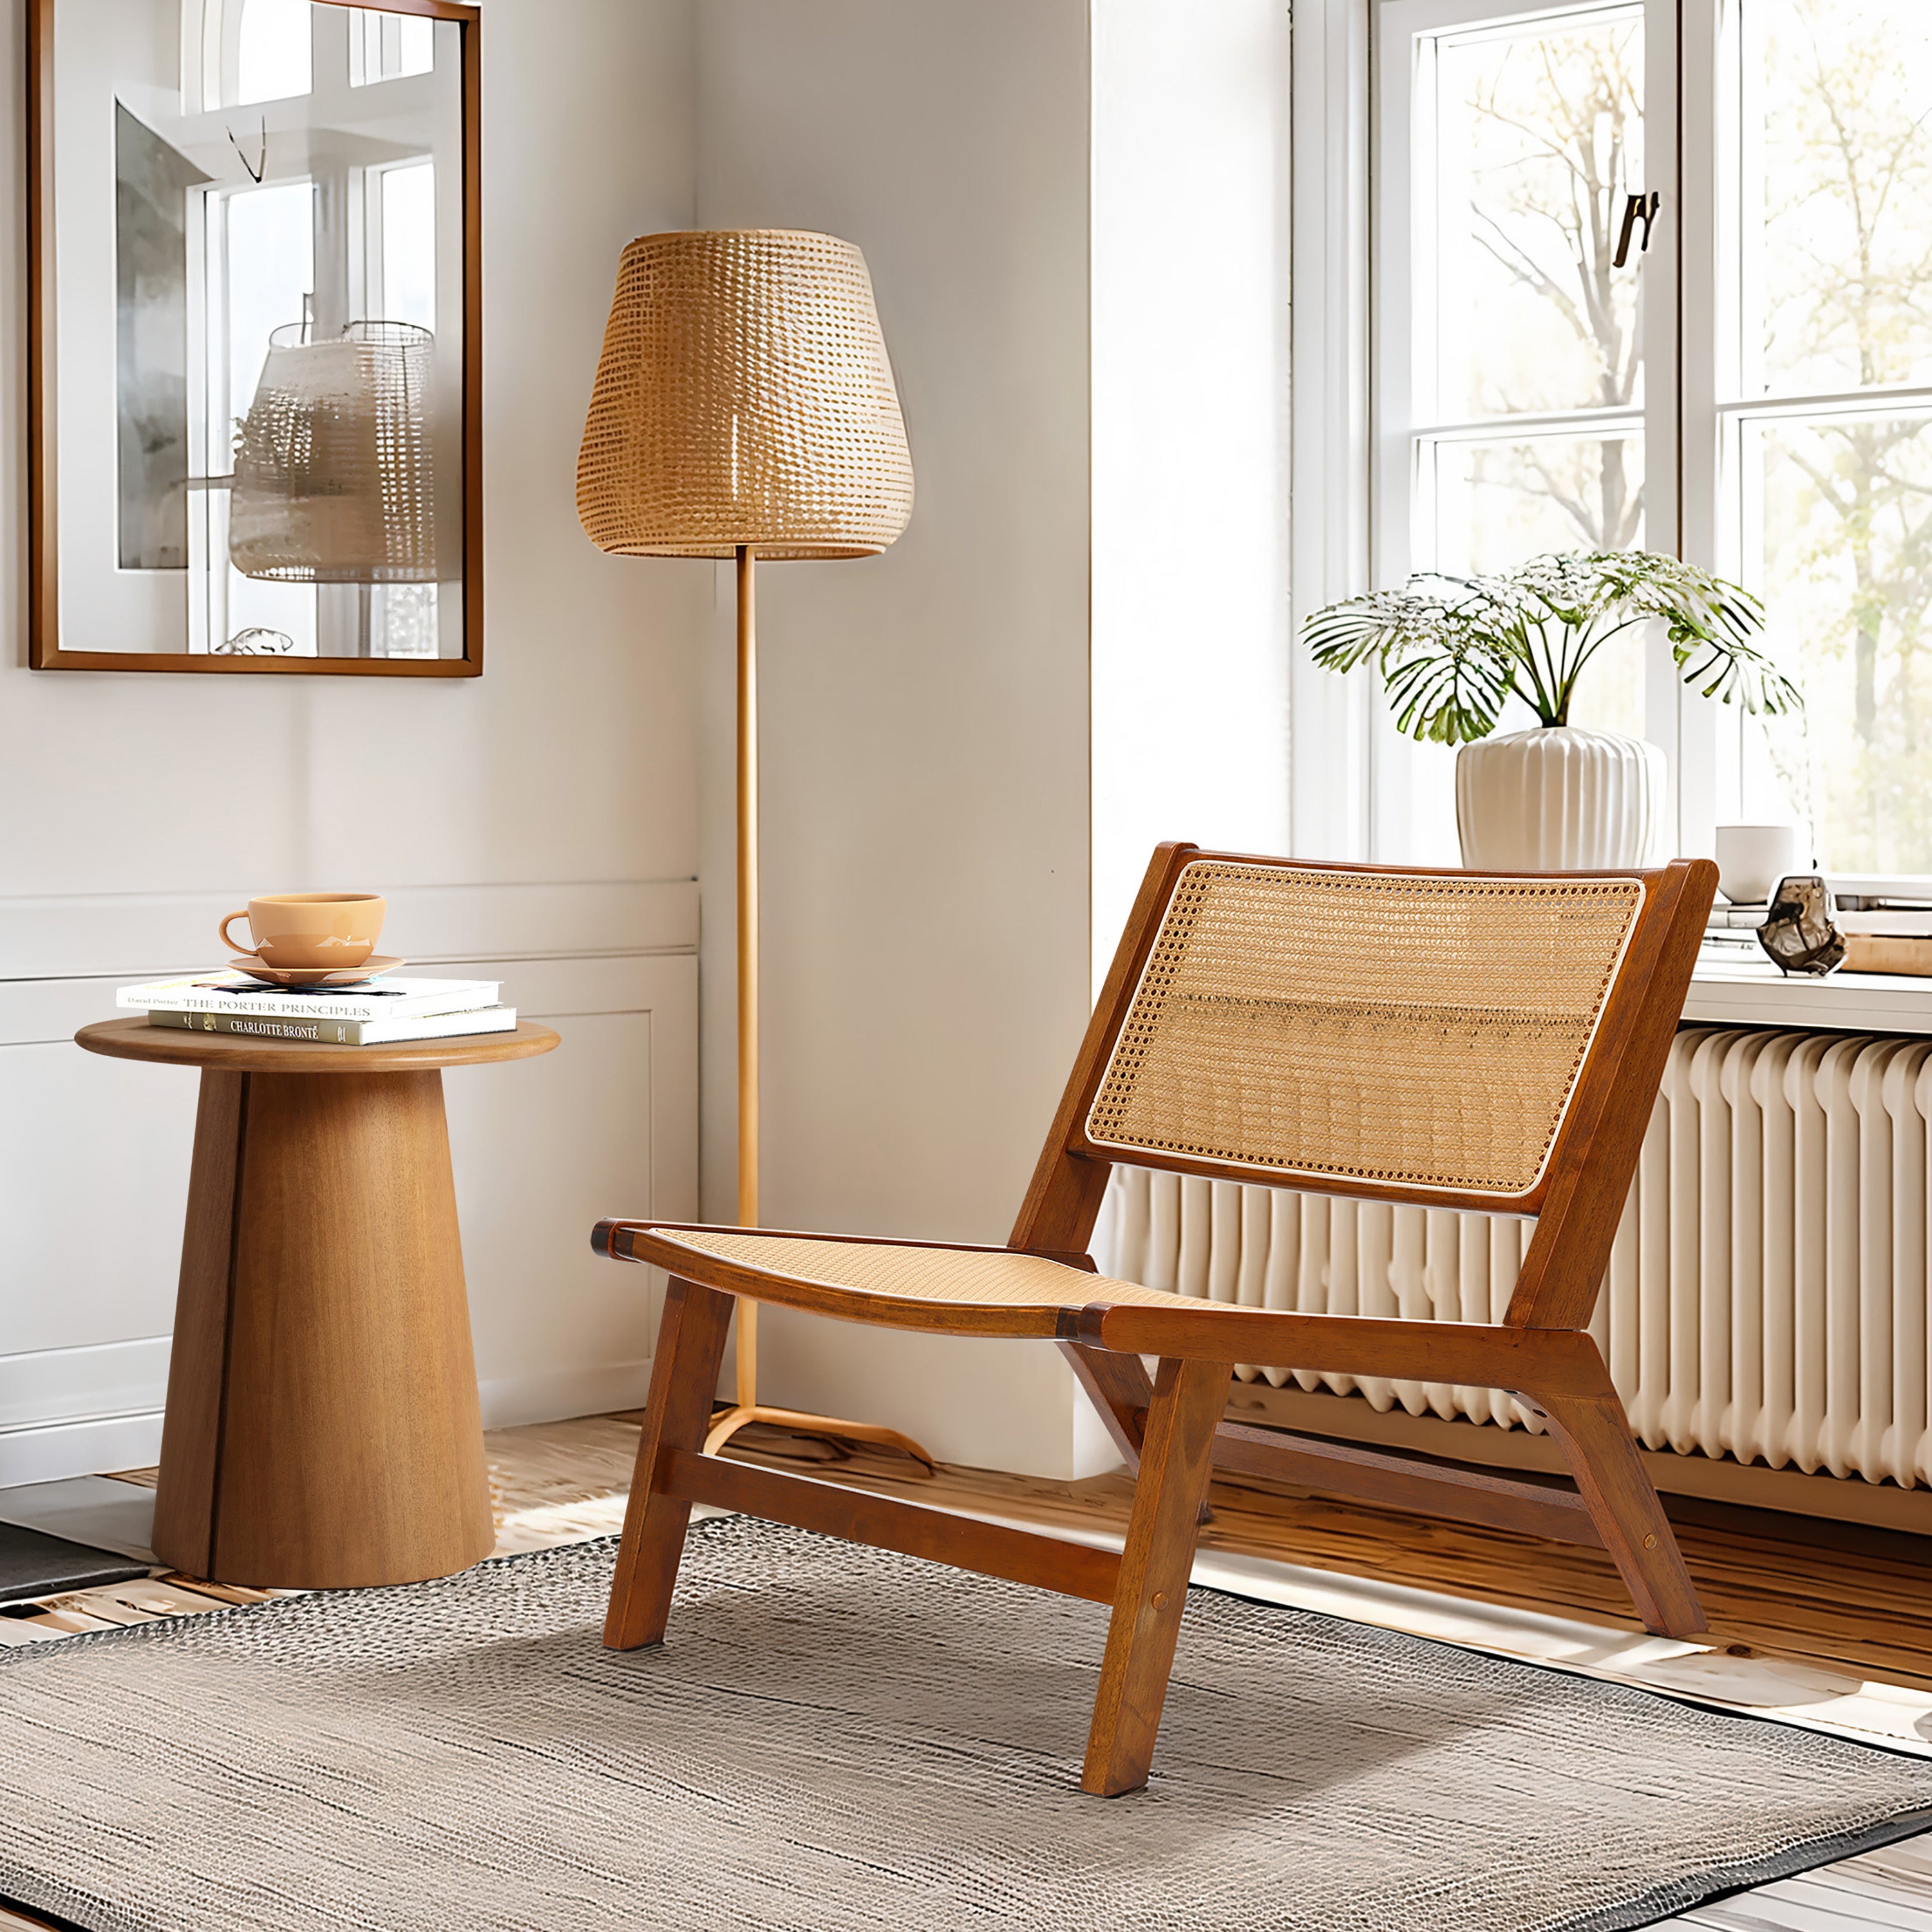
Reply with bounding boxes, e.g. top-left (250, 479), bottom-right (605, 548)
top-left (146, 1005), bottom-right (518, 1047)
top-left (117, 973), bottom-right (500, 1023)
